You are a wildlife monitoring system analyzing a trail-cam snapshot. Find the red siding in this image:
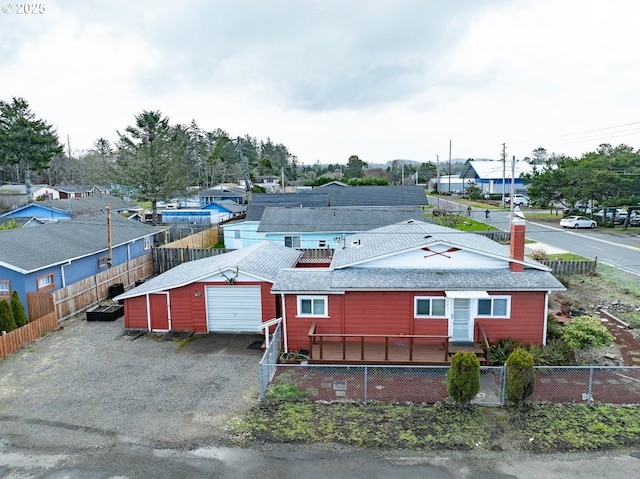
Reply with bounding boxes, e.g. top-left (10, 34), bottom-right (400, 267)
top-left (123, 296), bottom-right (148, 329)
top-left (477, 291), bottom-right (547, 345)
top-left (283, 290), bottom-right (548, 352)
top-left (122, 280), bottom-right (276, 333)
